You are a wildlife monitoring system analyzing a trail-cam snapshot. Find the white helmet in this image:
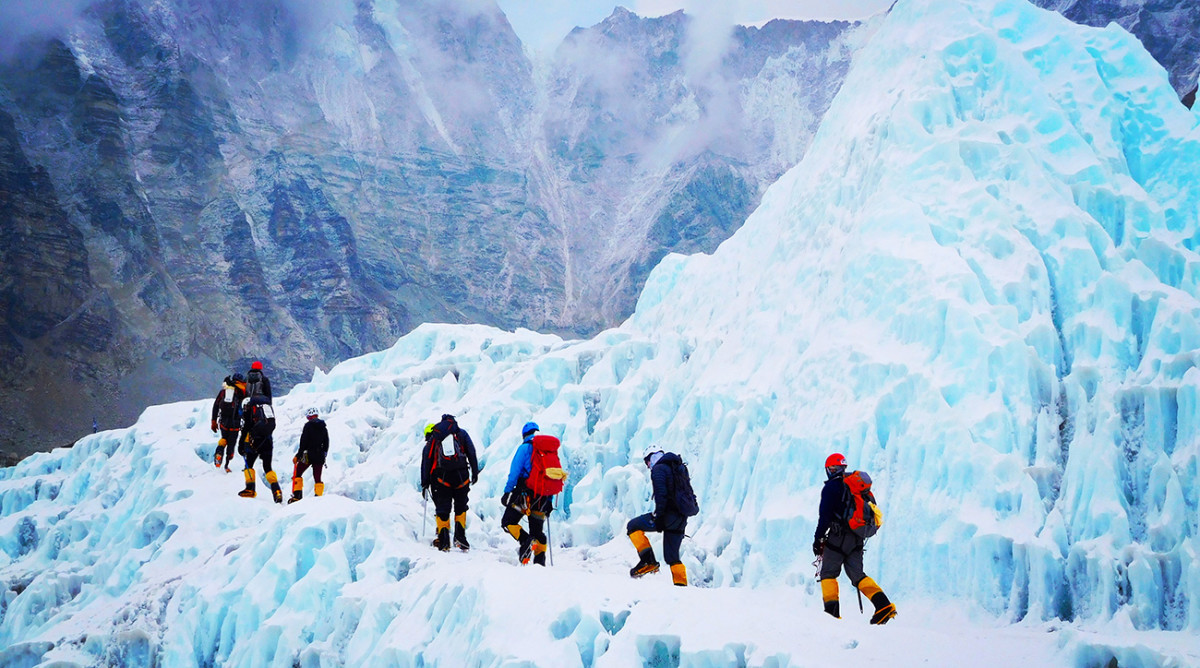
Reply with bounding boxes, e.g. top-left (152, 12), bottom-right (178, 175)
top-left (305, 407), bottom-right (319, 418)
top-left (641, 445), bottom-right (664, 466)
top-left (241, 397), bottom-right (251, 408)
